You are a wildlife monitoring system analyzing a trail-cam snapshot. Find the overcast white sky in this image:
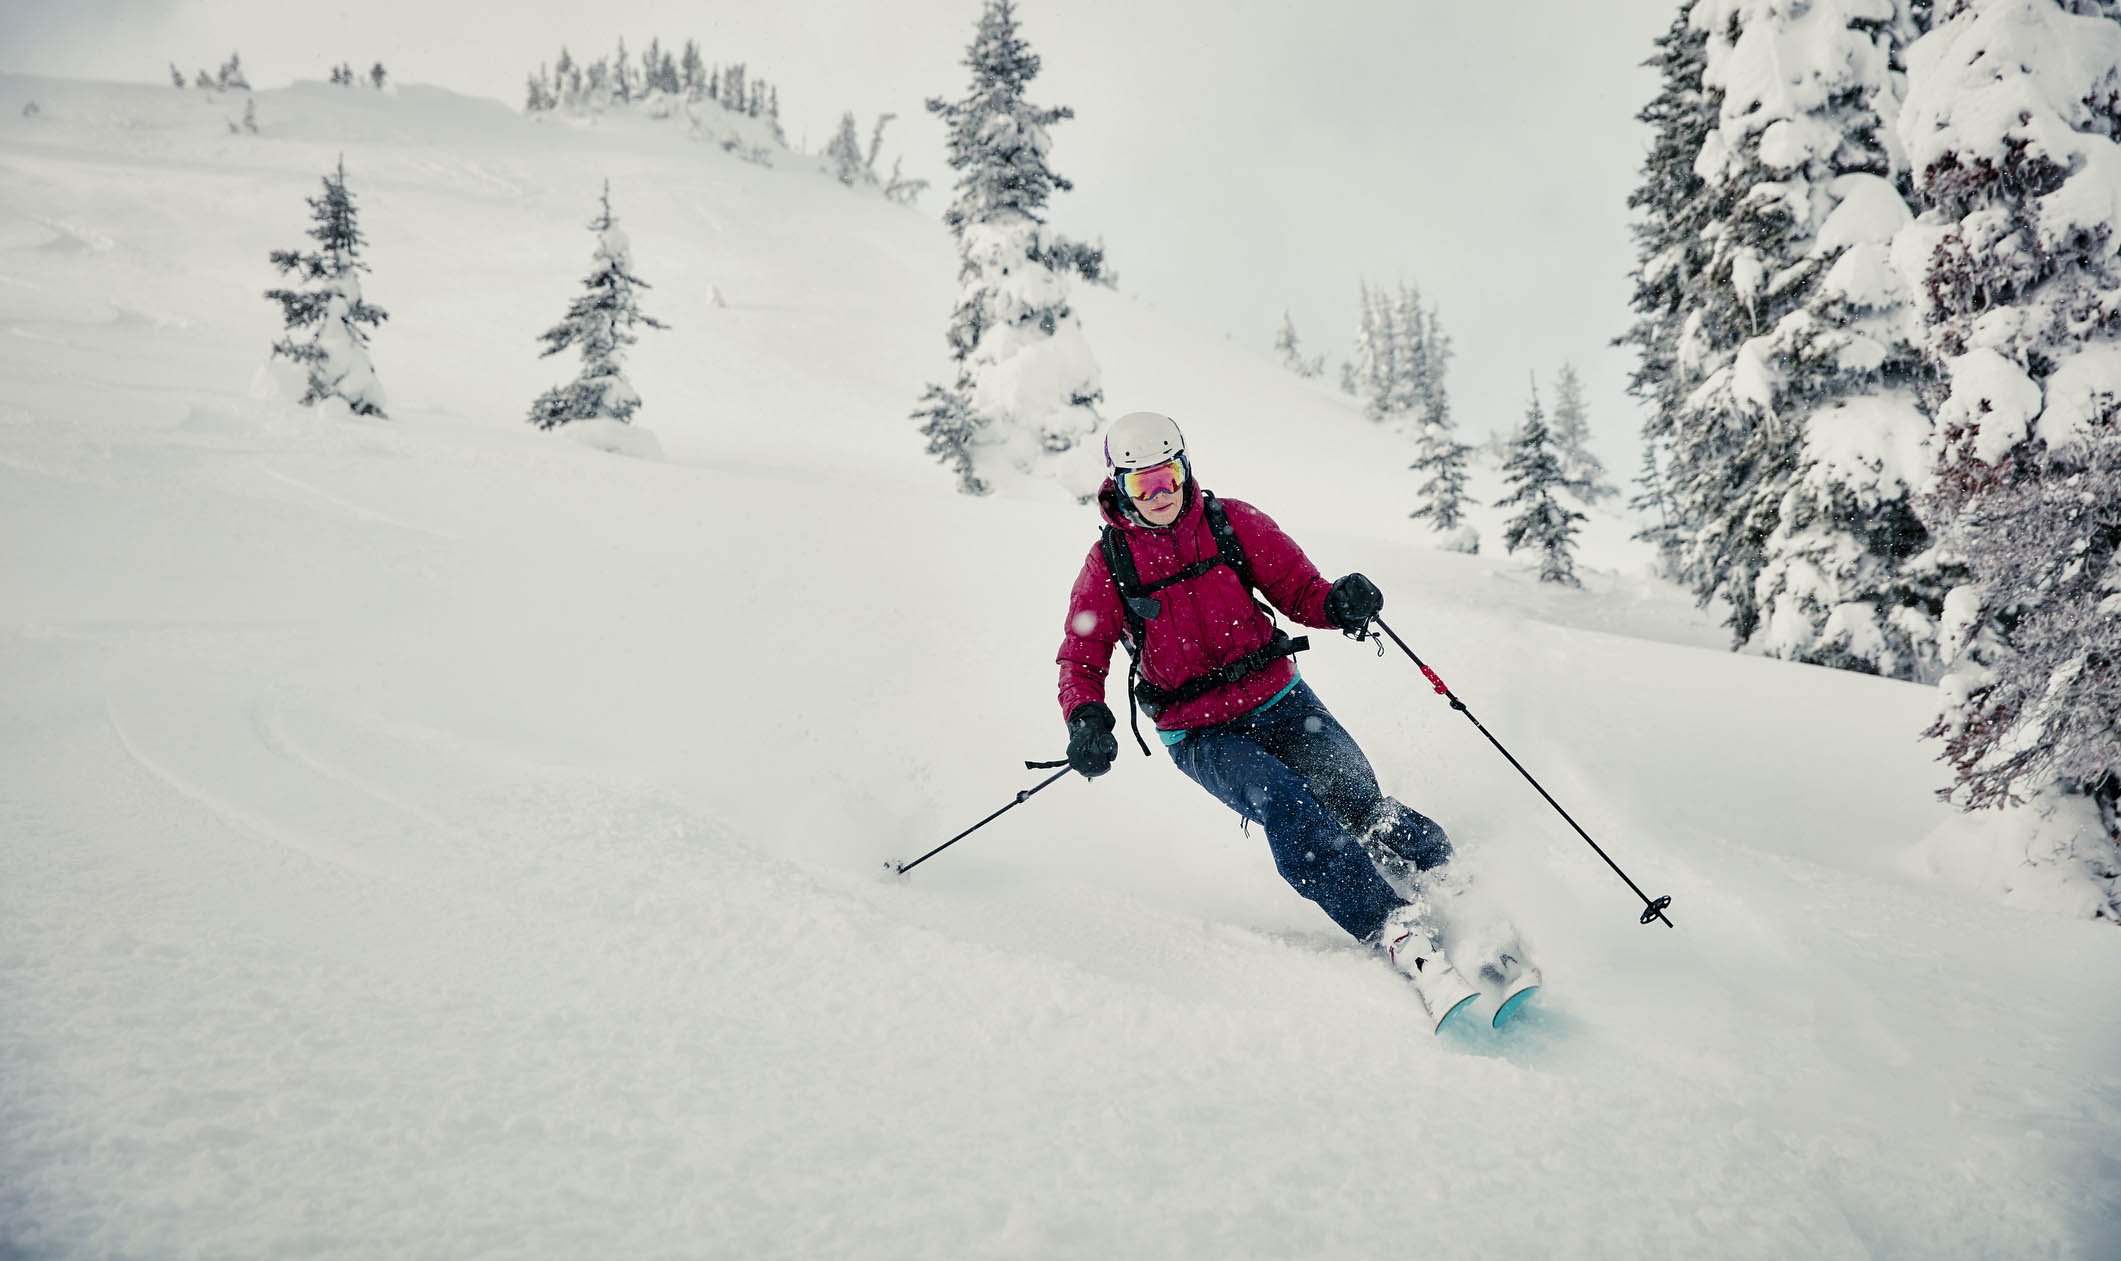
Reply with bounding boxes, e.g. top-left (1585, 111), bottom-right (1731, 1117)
top-left (2, 0), bottom-right (1678, 463)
